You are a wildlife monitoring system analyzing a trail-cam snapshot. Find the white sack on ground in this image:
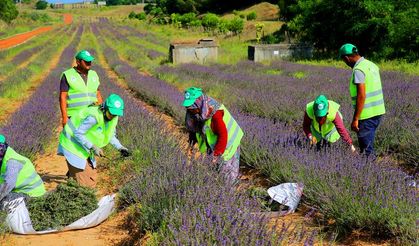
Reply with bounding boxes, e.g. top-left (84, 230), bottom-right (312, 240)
top-left (4, 194), bottom-right (115, 234)
top-left (267, 183), bottom-right (304, 214)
